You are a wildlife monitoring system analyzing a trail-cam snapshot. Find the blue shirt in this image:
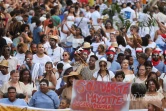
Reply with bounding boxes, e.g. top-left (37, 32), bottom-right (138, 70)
top-left (29, 90), bottom-right (60, 109)
top-left (133, 59), bottom-right (139, 75)
top-left (154, 61), bottom-right (166, 73)
top-left (33, 27), bottom-right (42, 44)
top-left (0, 98), bottom-right (27, 106)
top-left (108, 61), bottom-right (121, 73)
